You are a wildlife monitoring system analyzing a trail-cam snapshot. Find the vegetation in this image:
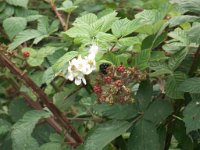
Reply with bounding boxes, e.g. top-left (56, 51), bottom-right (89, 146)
top-left (1, 0), bottom-right (200, 149)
